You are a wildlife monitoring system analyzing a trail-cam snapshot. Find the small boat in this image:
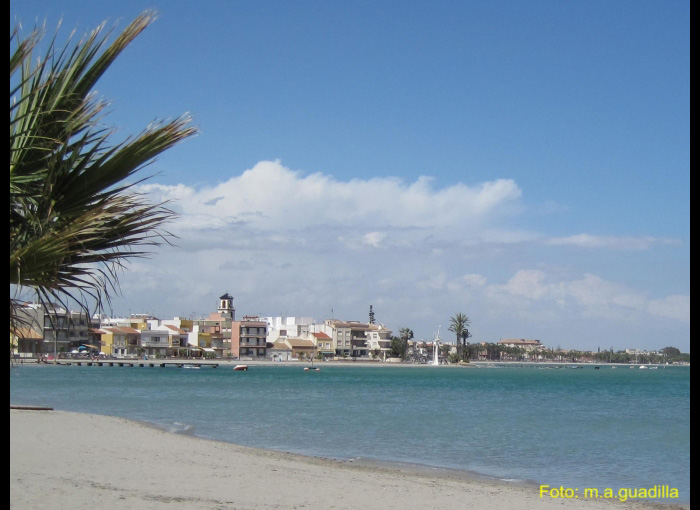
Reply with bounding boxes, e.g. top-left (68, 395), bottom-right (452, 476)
top-left (304, 367), bottom-right (320, 372)
top-left (233, 364), bottom-right (248, 371)
top-left (181, 364), bottom-right (200, 369)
